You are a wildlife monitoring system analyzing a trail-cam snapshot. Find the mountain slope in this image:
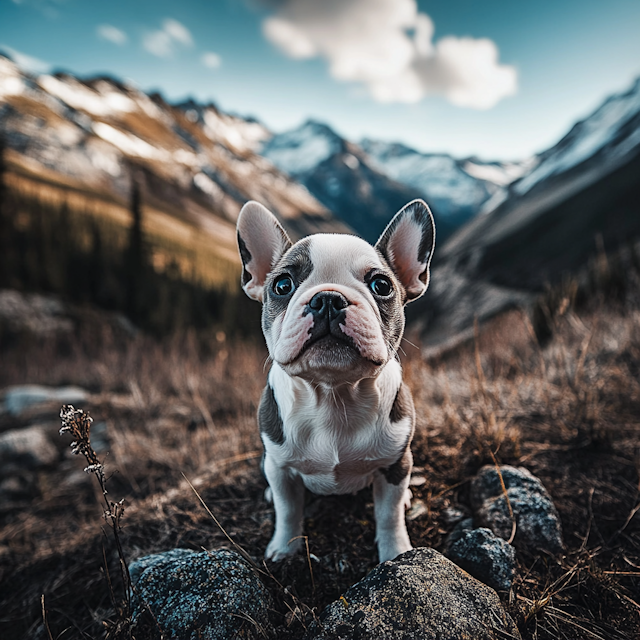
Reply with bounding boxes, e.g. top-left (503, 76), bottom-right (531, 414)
top-left (360, 140), bottom-right (528, 232)
top-left (0, 54), bottom-right (350, 286)
top-left (411, 75), bottom-right (640, 351)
